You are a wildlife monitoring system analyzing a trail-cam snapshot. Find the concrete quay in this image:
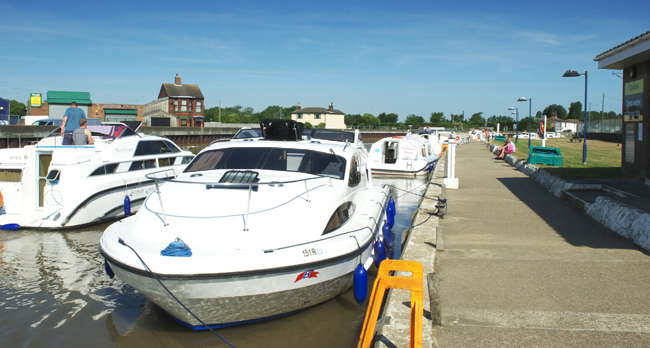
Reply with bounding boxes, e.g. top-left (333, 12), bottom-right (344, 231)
top-left (377, 141), bottom-right (650, 347)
